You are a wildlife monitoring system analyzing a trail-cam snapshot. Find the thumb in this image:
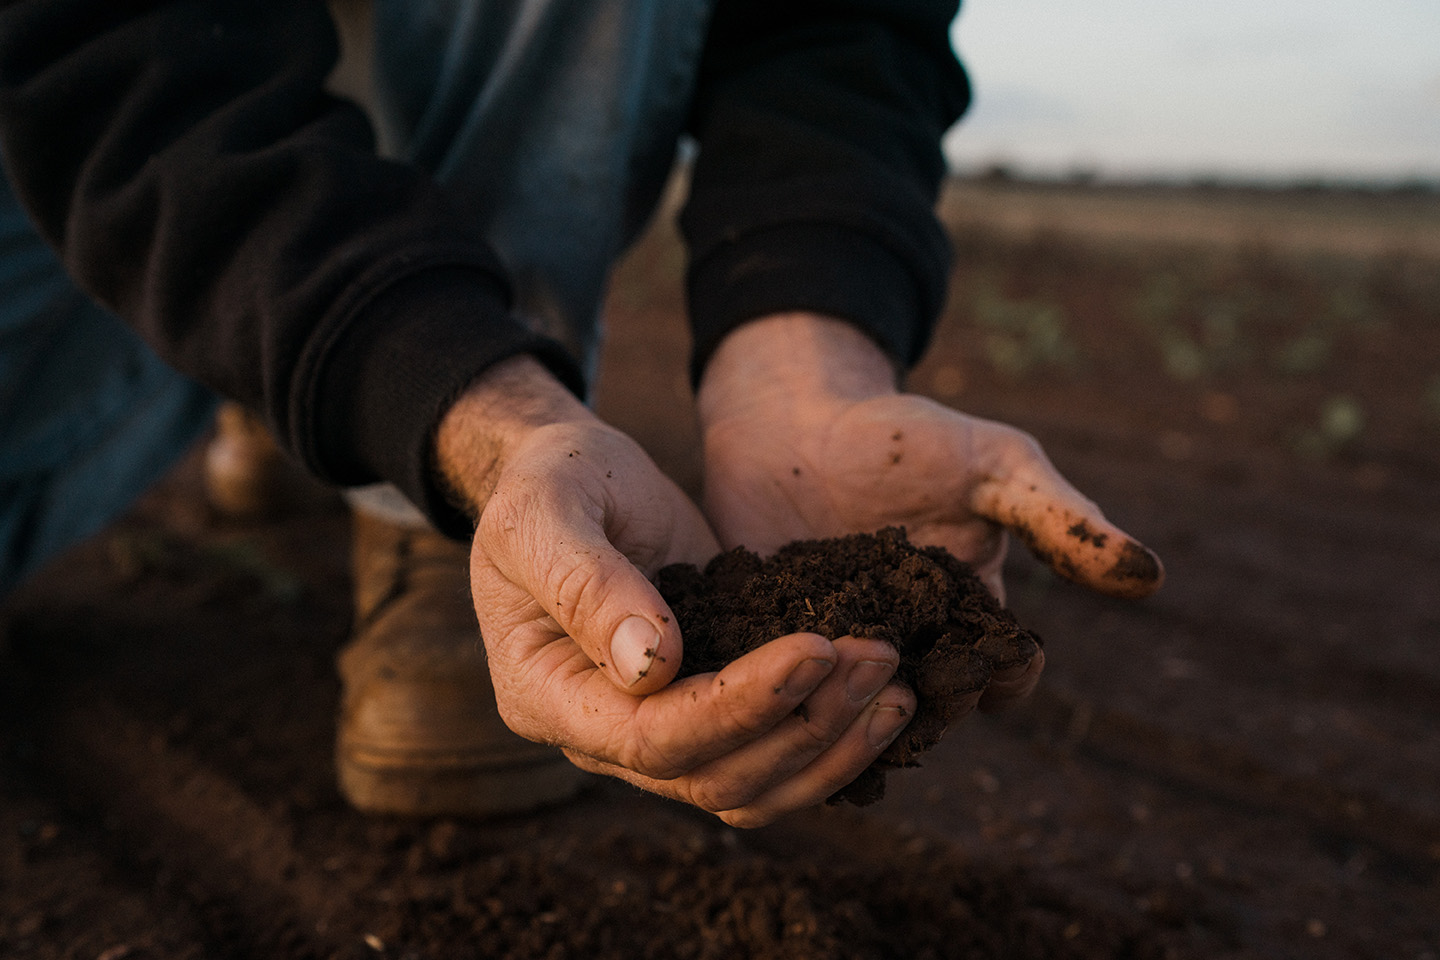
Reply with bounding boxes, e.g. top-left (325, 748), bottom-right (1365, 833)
top-left (478, 494), bottom-right (683, 695)
top-left (968, 423), bottom-right (1164, 599)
